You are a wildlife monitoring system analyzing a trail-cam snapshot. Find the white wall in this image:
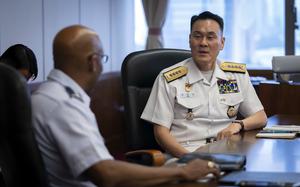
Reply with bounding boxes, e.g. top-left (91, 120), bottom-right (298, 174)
top-left (43, 0), bottom-right (81, 81)
top-left (0, 0), bottom-right (135, 81)
top-left (0, 0), bottom-right (44, 80)
top-left (111, 0), bottom-right (135, 71)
